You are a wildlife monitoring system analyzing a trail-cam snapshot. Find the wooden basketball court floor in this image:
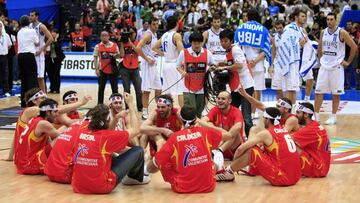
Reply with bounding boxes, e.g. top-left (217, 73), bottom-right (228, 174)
top-left (1, 83), bottom-right (360, 203)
